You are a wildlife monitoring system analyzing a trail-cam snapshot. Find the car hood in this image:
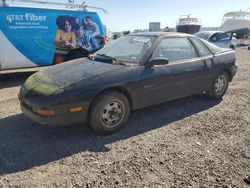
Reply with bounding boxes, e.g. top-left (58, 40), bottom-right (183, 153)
top-left (23, 58), bottom-right (125, 96)
top-left (37, 58), bottom-right (124, 86)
